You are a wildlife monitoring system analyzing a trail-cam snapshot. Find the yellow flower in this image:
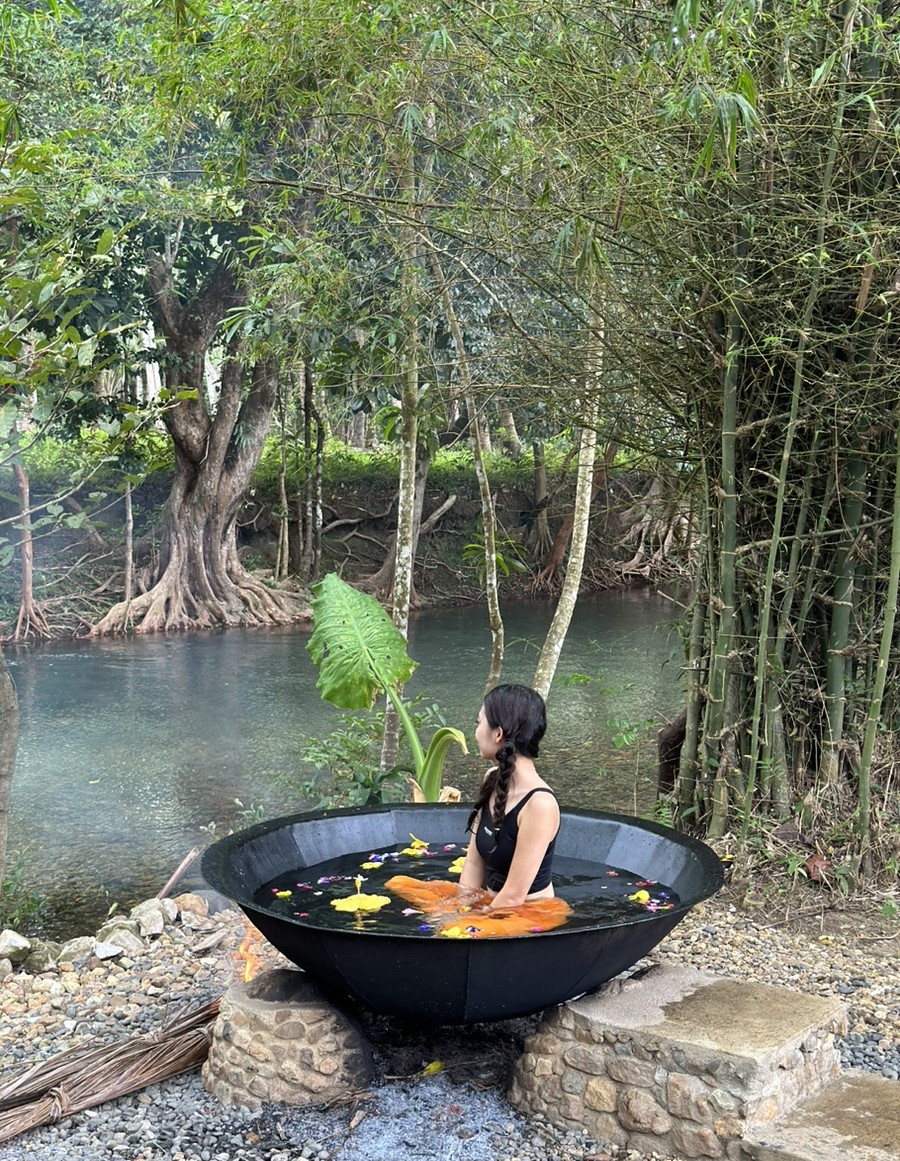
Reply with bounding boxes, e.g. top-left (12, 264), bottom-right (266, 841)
top-left (441, 925), bottom-right (473, 939)
top-left (628, 890), bottom-right (651, 904)
top-left (401, 833), bottom-right (430, 857)
top-left (332, 891), bottom-right (391, 912)
top-left (448, 857), bottom-right (466, 875)
top-left (360, 862), bottom-right (380, 870)
top-left (274, 890), bottom-right (292, 899)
